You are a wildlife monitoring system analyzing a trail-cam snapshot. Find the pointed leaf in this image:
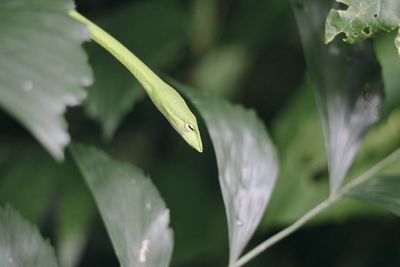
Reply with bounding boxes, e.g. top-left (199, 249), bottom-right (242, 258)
top-left (71, 144), bottom-right (173, 267)
top-left (179, 84), bottom-right (278, 264)
top-left (0, 0), bottom-right (93, 160)
top-left (348, 176), bottom-right (400, 216)
top-left (325, 0), bottom-right (400, 55)
top-left (291, 0), bottom-right (384, 193)
top-left (0, 205), bottom-right (58, 267)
